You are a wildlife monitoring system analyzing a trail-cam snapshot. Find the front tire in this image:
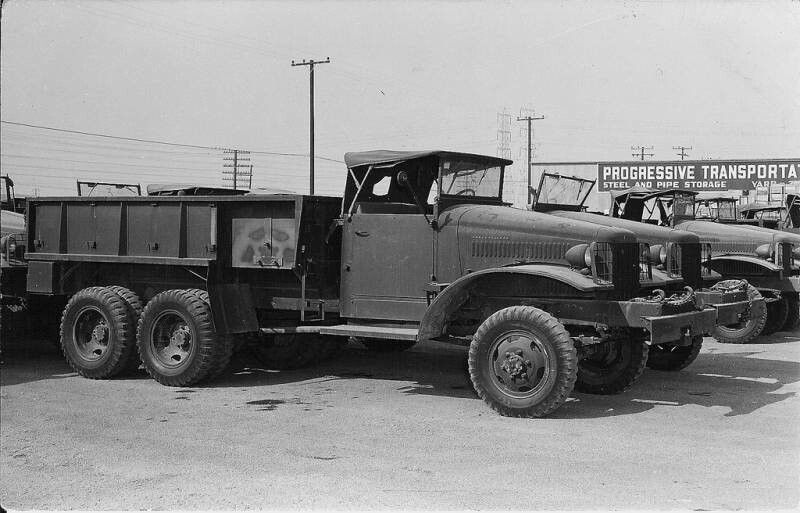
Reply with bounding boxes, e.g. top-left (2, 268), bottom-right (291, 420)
top-left (468, 306), bottom-right (577, 418)
top-left (575, 332), bottom-right (649, 394)
top-left (762, 295), bottom-right (789, 336)
top-left (60, 286), bottom-right (138, 379)
top-left (136, 289), bottom-right (219, 386)
top-left (646, 336), bottom-right (703, 371)
top-left (783, 293), bottom-right (799, 332)
top-left (713, 284), bottom-right (767, 344)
